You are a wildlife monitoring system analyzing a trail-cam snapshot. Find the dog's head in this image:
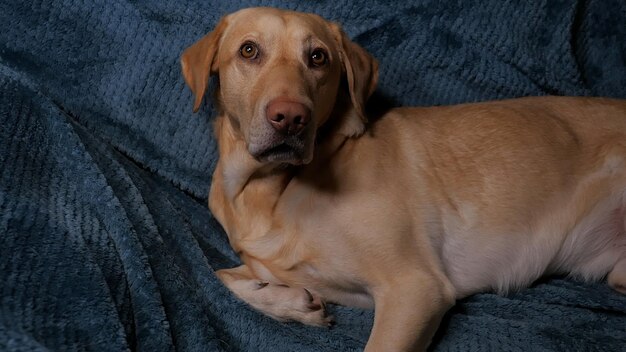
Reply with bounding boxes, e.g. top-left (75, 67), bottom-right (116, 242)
top-left (181, 7), bottom-right (378, 165)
